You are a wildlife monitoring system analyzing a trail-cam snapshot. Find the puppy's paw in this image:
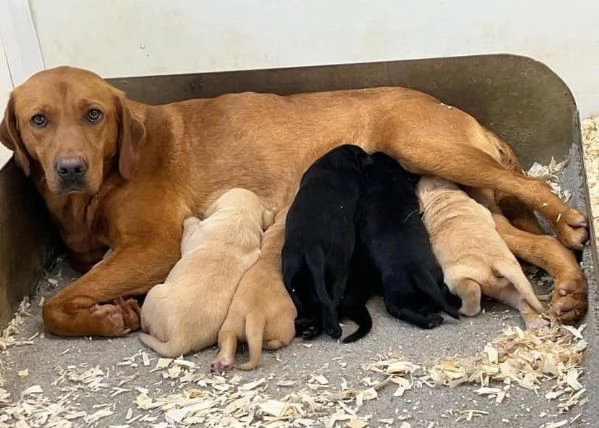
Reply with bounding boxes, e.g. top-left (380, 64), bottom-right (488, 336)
top-left (295, 319), bottom-right (321, 340)
top-left (211, 356), bottom-right (234, 373)
top-left (90, 304), bottom-right (128, 336)
top-left (459, 303), bottom-right (481, 317)
top-left (556, 209), bottom-right (588, 250)
top-left (424, 314), bottom-right (444, 329)
top-left (552, 276), bottom-right (588, 324)
top-left (325, 325), bottom-right (342, 340)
